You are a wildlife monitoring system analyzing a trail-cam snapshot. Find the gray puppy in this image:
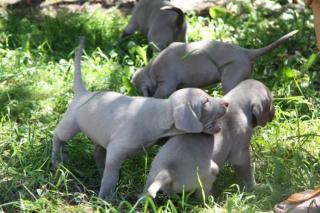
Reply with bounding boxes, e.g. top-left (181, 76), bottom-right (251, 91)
top-left (143, 79), bottom-right (275, 198)
top-left (132, 31), bottom-right (297, 97)
top-left (52, 38), bottom-right (228, 199)
top-left (122, 0), bottom-right (187, 51)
